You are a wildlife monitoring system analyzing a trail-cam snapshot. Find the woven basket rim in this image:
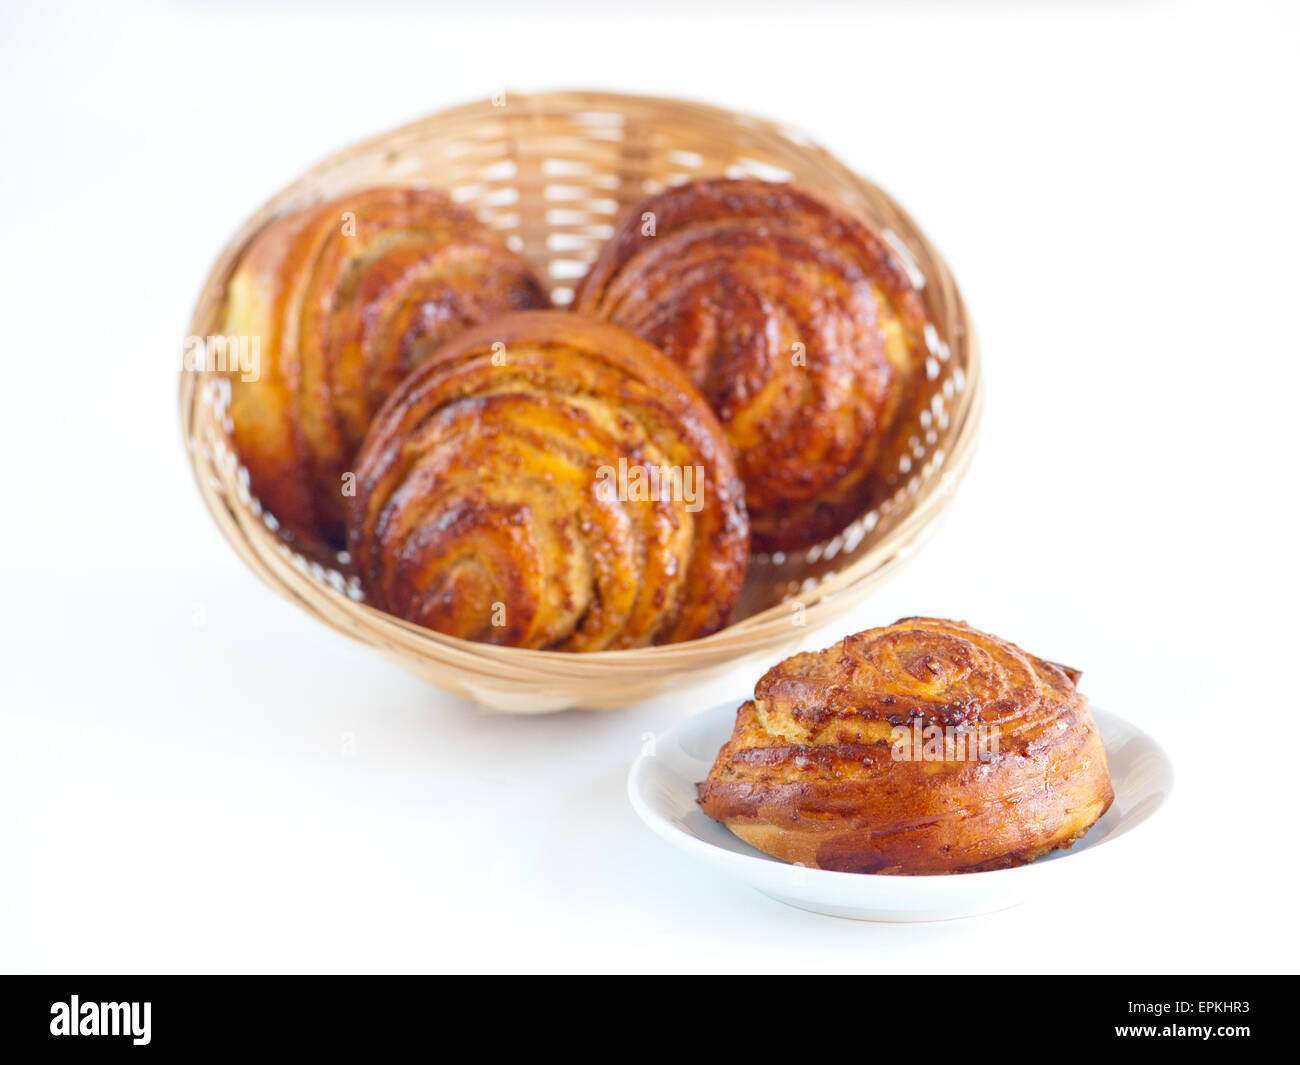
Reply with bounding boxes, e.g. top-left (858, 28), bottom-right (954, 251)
top-left (179, 89), bottom-right (982, 673)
